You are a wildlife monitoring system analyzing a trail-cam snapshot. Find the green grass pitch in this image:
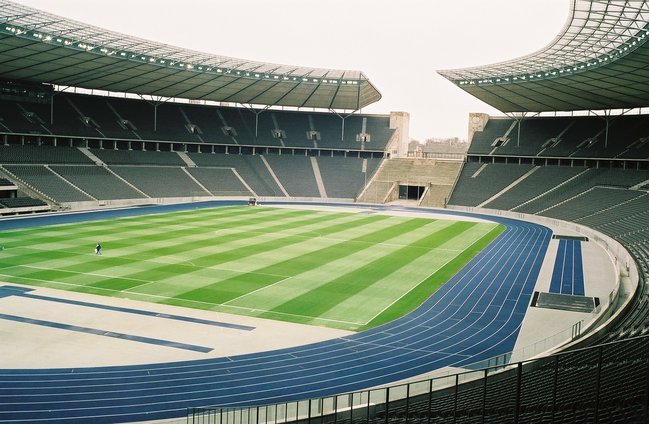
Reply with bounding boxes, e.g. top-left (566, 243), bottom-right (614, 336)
top-left (0, 206), bottom-right (504, 331)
